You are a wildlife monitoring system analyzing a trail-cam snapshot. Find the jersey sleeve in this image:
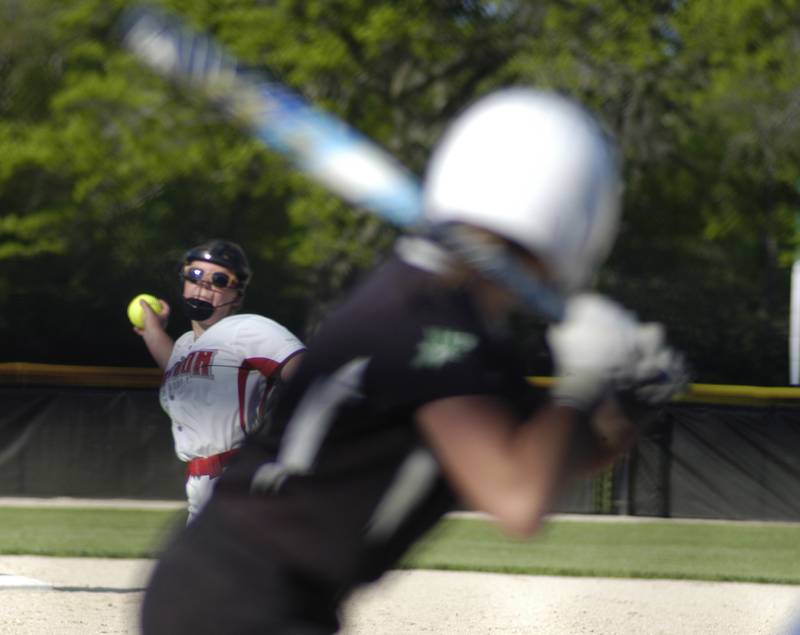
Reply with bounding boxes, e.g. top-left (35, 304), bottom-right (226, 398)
top-left (234, 315), bottom-right (305, 377)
